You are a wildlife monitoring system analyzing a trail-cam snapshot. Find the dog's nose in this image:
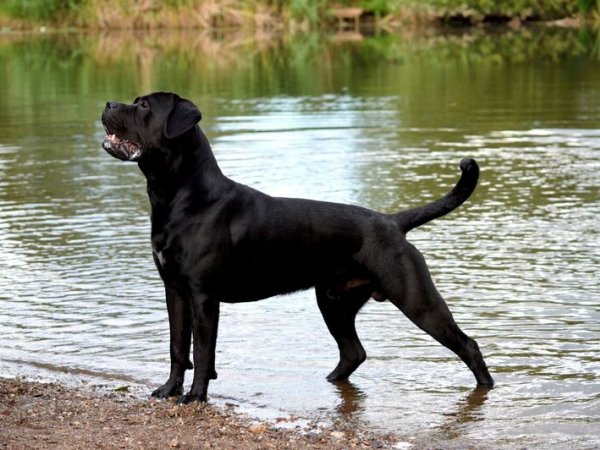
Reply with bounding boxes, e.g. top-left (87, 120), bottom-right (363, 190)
top-left (105, 102), bottom-right (119, 111)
